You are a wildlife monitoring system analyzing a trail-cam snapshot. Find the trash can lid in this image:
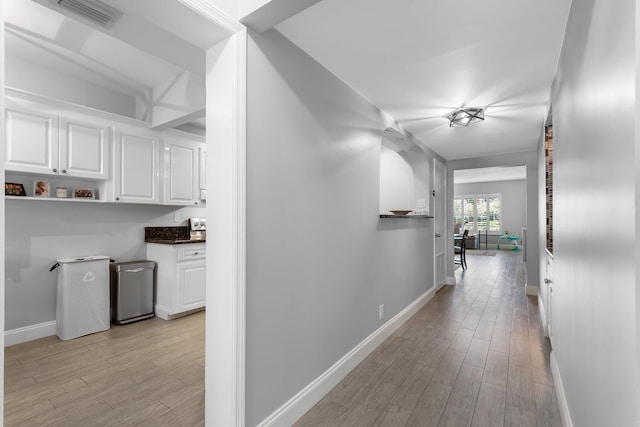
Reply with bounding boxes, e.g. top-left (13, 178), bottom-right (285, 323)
top-left (56, 255), bottom-right (111, 264)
